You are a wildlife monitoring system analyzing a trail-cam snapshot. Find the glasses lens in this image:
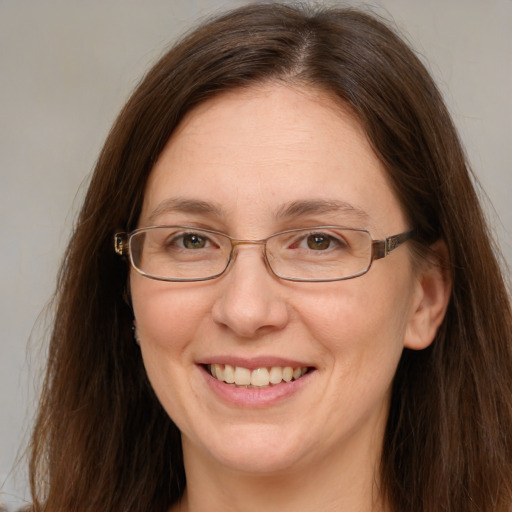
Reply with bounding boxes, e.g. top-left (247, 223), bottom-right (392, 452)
top-left (267, 227), bottom-right (372, 281)
top-left (129, 227), bottom-right (231, 281)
